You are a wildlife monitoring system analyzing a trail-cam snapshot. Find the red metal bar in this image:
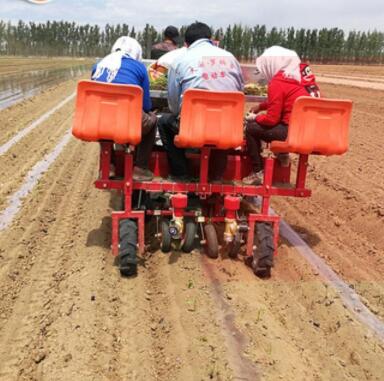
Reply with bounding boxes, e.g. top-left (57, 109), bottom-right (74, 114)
top-left (111, 211), bottom-right (145, 256)
top-left (137, 212), bottom-right (145, 254)
top-left (111, 213), bottom-right (119, 256)
top-left (246, 218), bottom-right (256, 257)
top-left (200, 147), bottom-right (210, 185)
top-left (95, 178), bottom-right (311, 198)
top-left (145, 211), bottom-right (230, 223)
top-left (124, 152), bottom-right (134, 212)
top-left (261, 157), bottom-right (275, 215)
top-left (296, 154), bottom-right (309, 190)
top-left (100, 141), bottom-right (113, 180)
